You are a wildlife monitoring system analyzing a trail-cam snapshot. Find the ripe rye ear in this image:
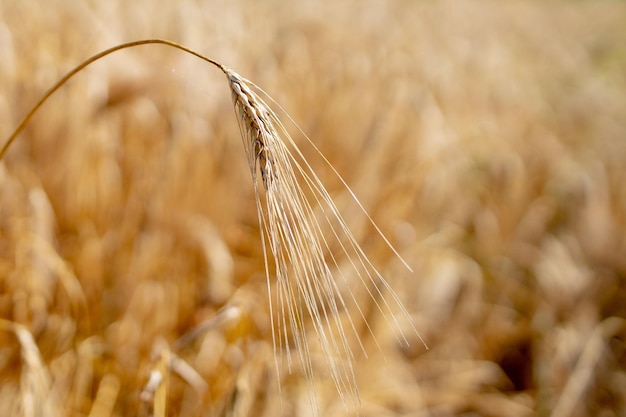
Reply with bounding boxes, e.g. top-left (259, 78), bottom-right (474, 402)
top-left (1, 39), bottom-right (423, 415)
